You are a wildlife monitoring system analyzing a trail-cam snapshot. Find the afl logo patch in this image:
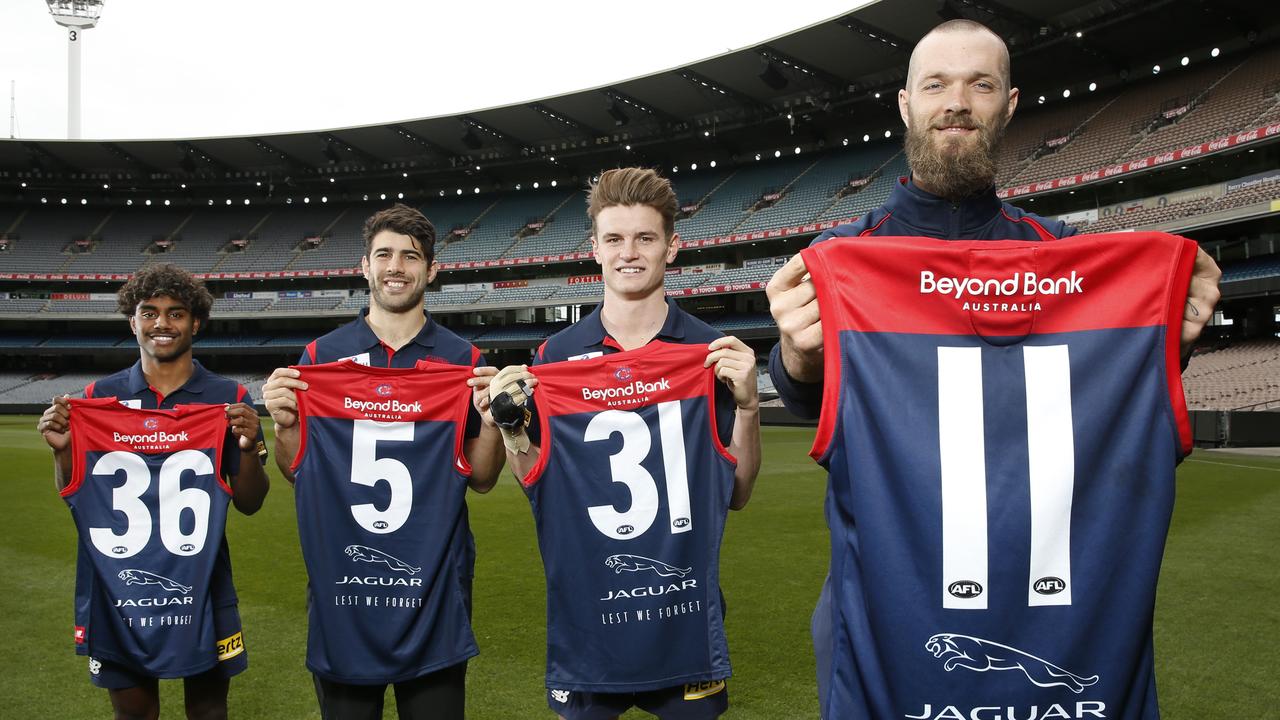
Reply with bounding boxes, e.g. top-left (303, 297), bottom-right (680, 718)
top-left (143, 417), bottom-right (159, 430)
top-left (616, 524), bottom-right (635, 536)
top-left (613, 367), bottom-right (632, 382)
top-left (948, 580), bottom-right (983, 599)
top-left (1033, 577), bottom-right (1066, 595)
top-left (375, 383), bottom-right (393, 397)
